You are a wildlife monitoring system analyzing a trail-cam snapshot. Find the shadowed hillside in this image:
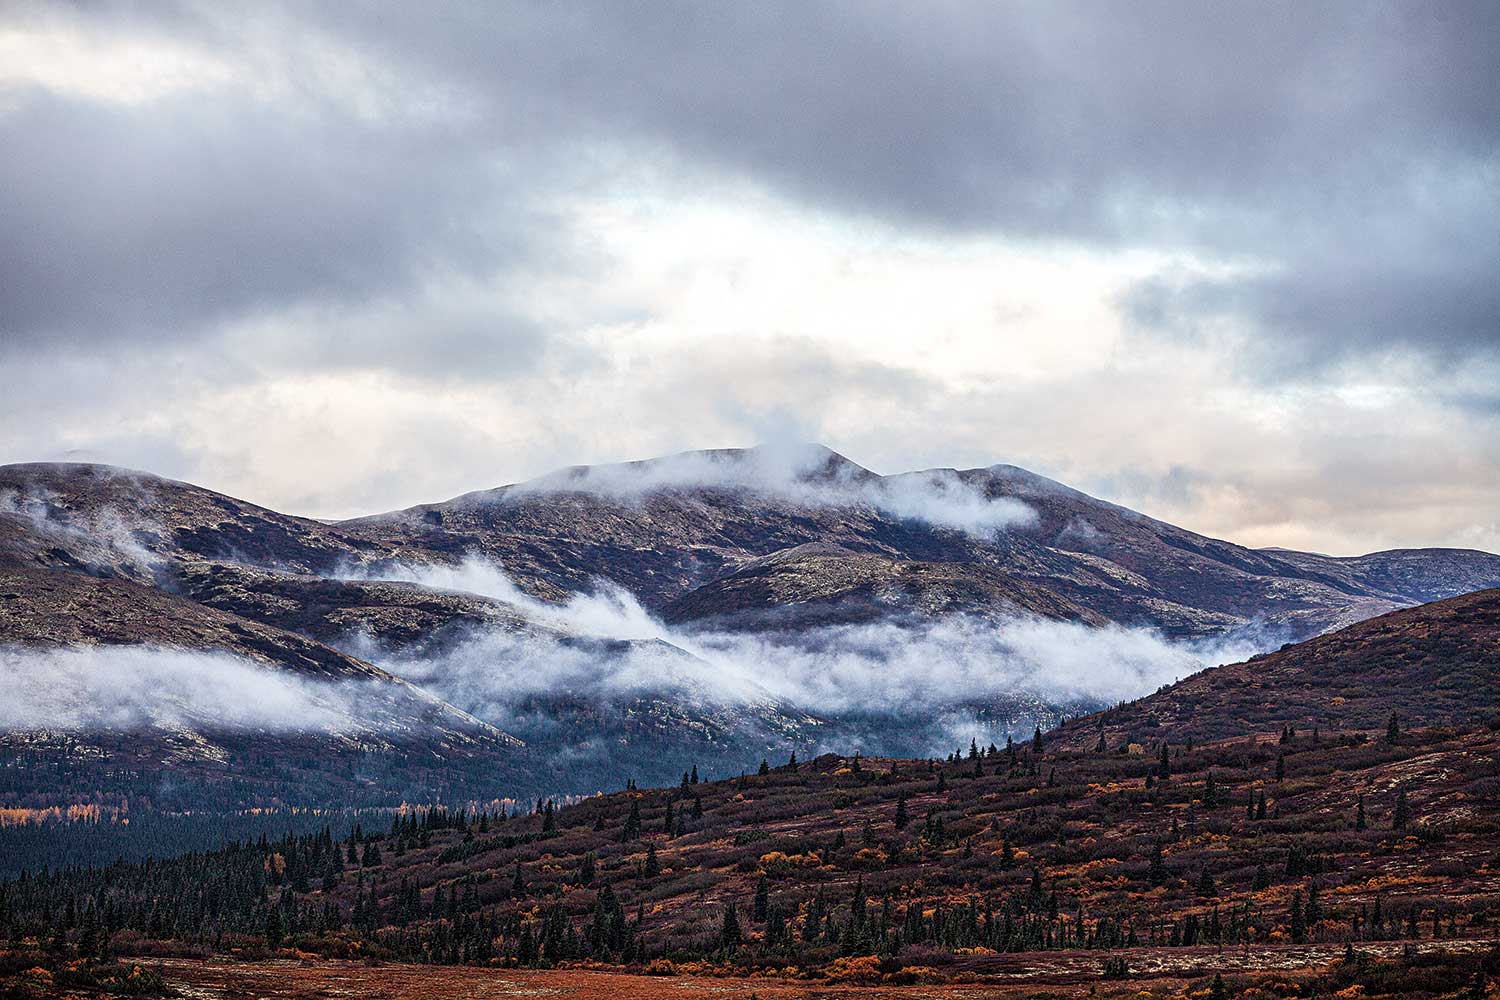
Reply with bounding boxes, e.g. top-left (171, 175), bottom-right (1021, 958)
top-left (1051, 588), bottom-right (1500, 750)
